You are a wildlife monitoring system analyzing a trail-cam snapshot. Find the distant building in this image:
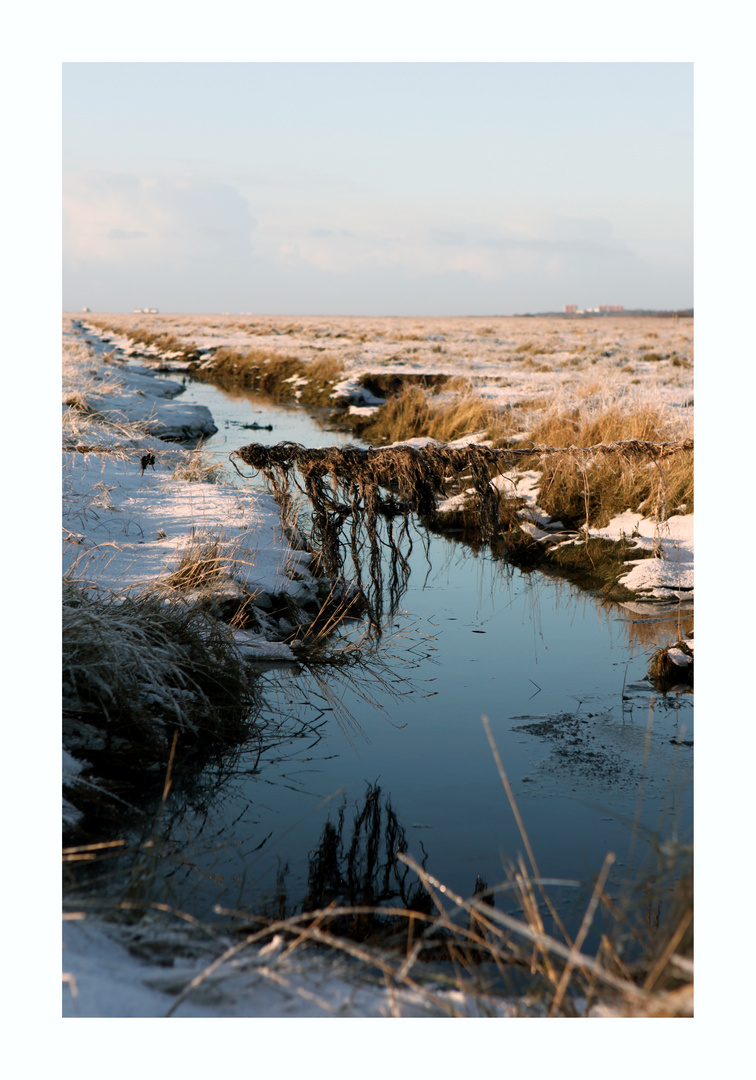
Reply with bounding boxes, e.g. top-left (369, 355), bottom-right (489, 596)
top-left (82, 306), bottom-right (90, 313)
top-left (564, 305), bottom-right (578, 314)
top-left (598, 305), bottom-right (624, 313)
